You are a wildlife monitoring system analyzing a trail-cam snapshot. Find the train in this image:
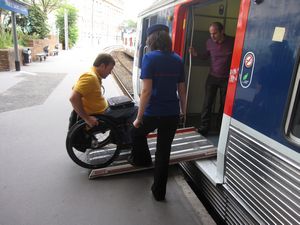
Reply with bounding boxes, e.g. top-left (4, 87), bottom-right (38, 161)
top-left (131, 0), bottom-right (300, 224)
top-left (122, 30), bottom-right (136, 58)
